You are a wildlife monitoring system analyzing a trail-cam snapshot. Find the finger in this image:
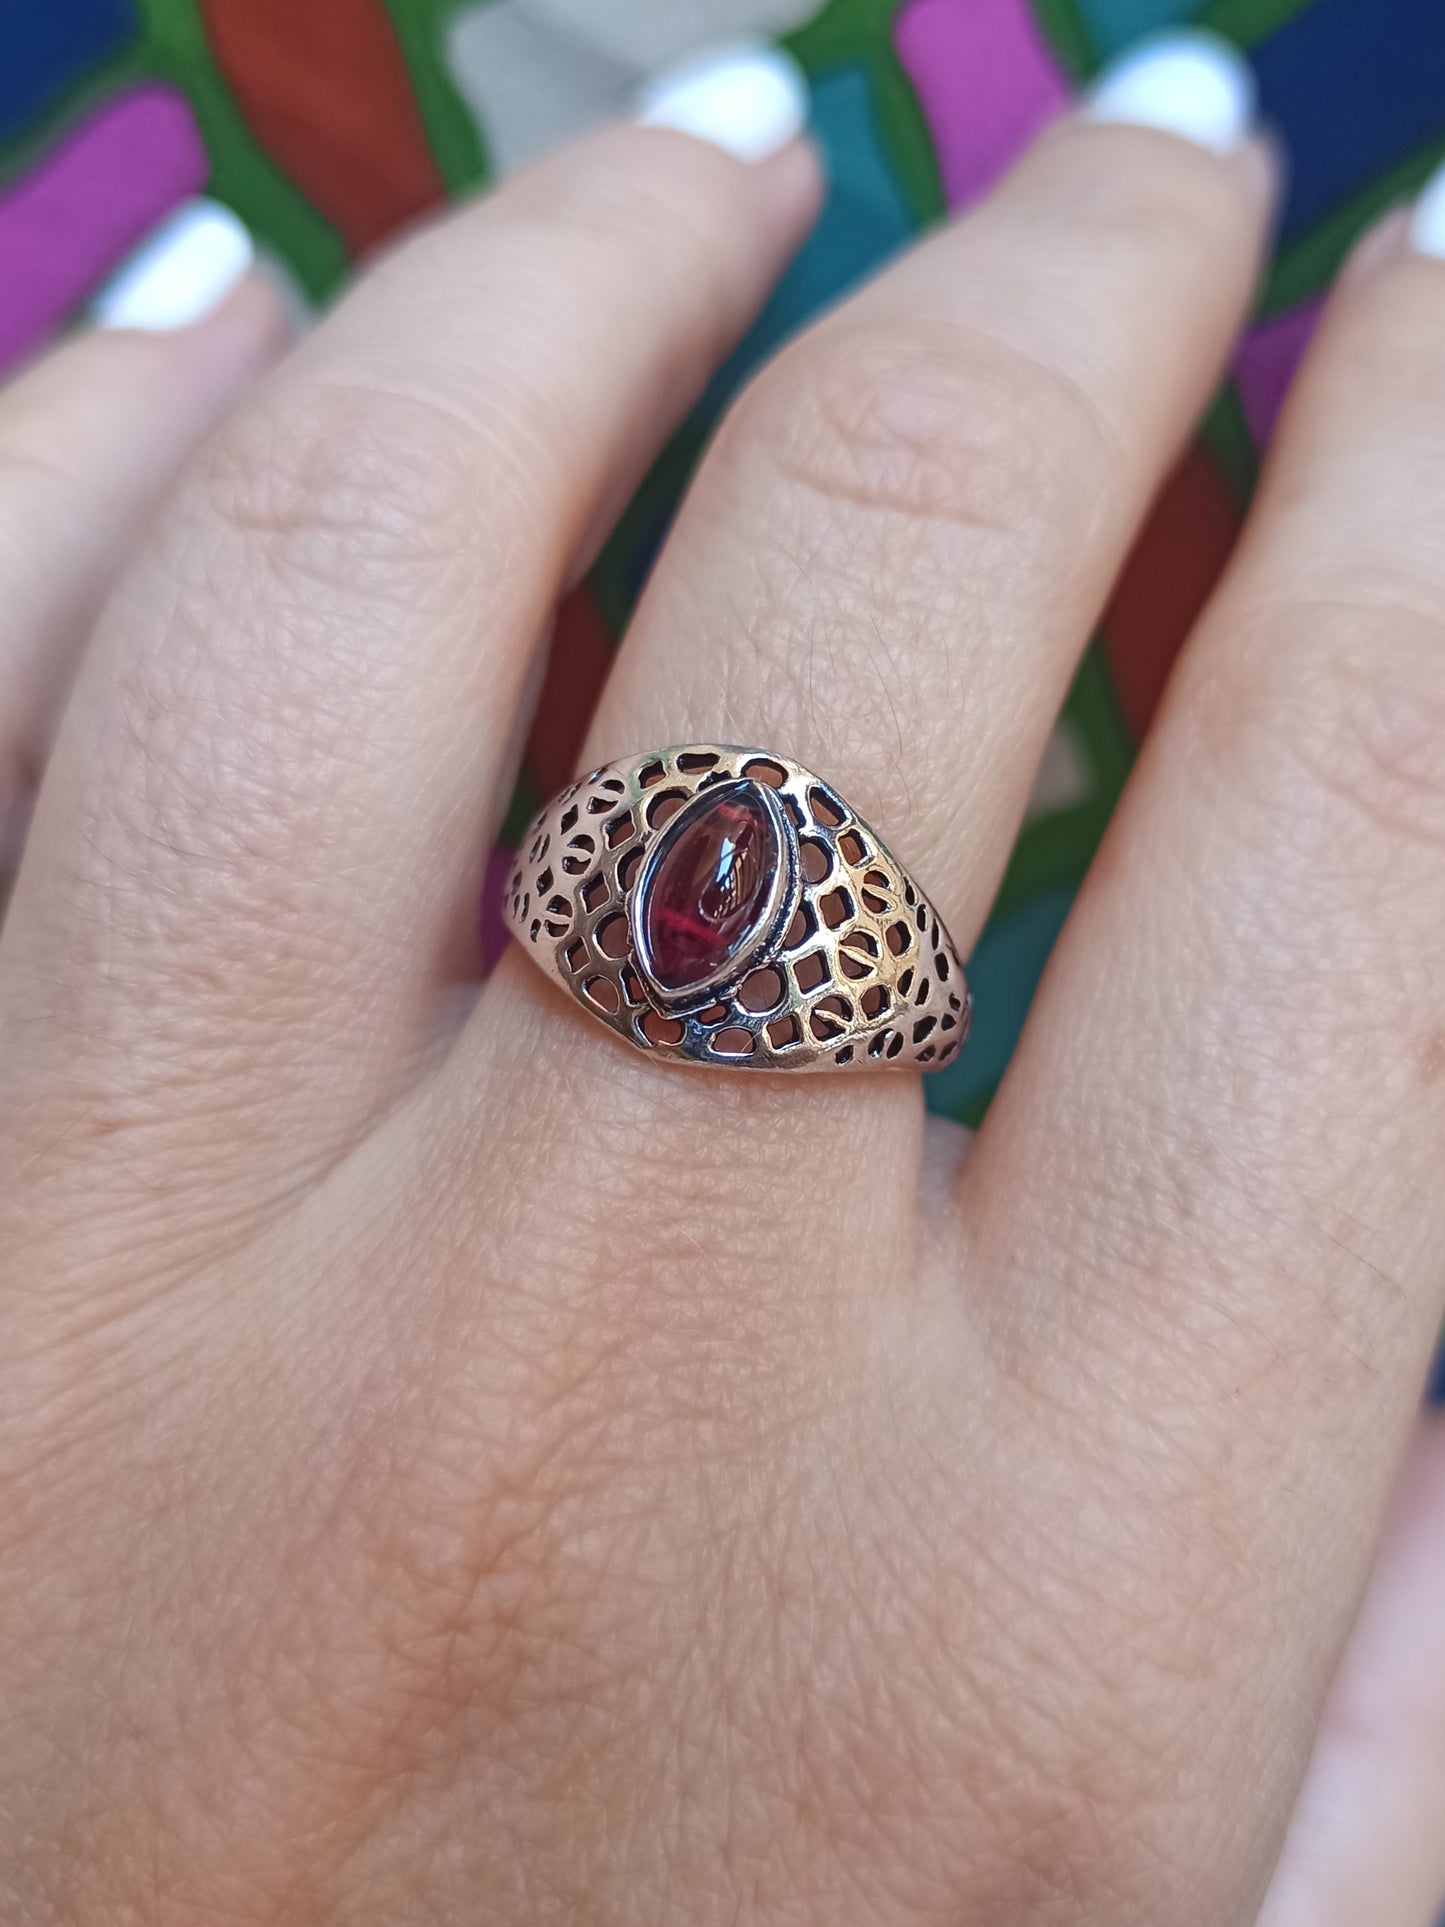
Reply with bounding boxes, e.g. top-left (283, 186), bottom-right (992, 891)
top-left (0, 207), bottom-right (286, 878)
top-left (964, 189), bottom-right (1445, 1898)
top-left (0, 104), bottom-right (820, 1261)
top-left (461, 39), bottom-right (1273, 1249)
top-left (1258, 1414), bottom-right (1445, 1927)
top-left (594, 62), bottom-right (1272, 958)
